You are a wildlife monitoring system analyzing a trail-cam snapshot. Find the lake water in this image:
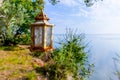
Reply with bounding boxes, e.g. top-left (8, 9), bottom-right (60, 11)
top-left (54, 34), bottom-right (120, 80)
